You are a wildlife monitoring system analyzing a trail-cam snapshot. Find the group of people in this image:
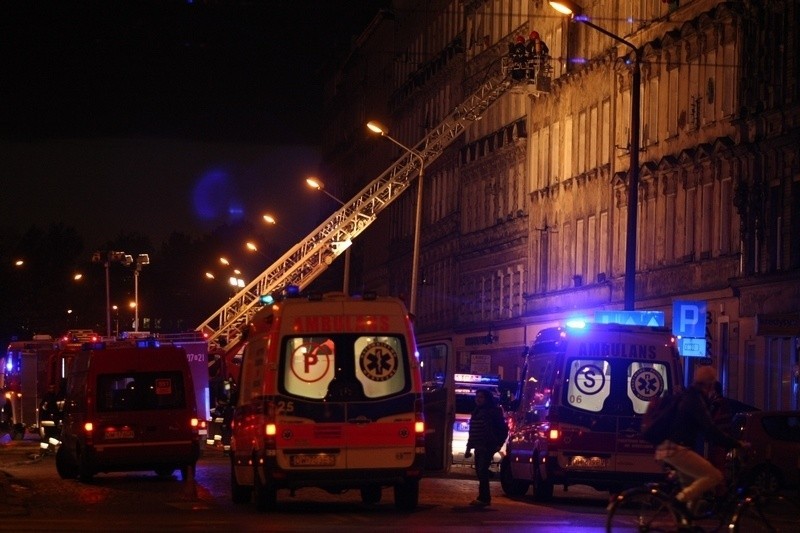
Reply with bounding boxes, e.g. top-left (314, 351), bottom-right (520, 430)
top-left (462, 364), bottom-right (743, 510)
top-left (508, 30), bottom-right (549, 81)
